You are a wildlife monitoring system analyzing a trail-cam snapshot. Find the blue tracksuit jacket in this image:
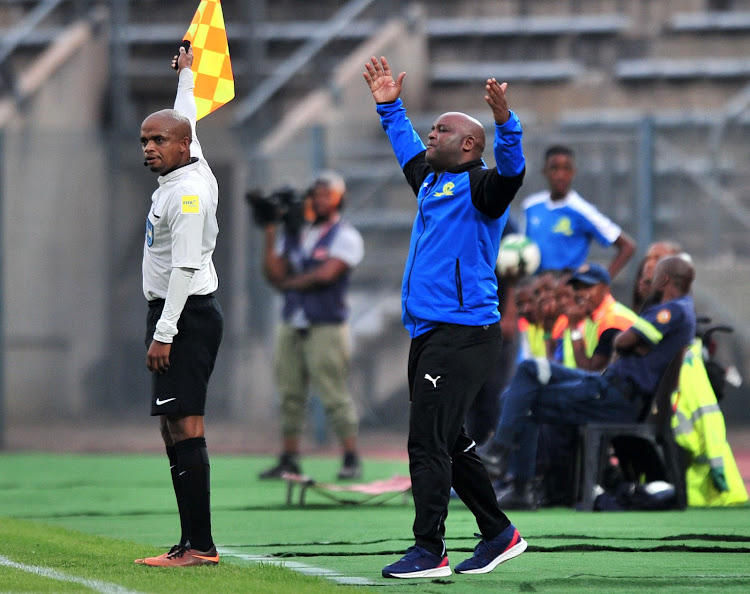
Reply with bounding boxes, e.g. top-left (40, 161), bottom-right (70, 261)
top-left (376, 99), bottom-right (525, 337)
